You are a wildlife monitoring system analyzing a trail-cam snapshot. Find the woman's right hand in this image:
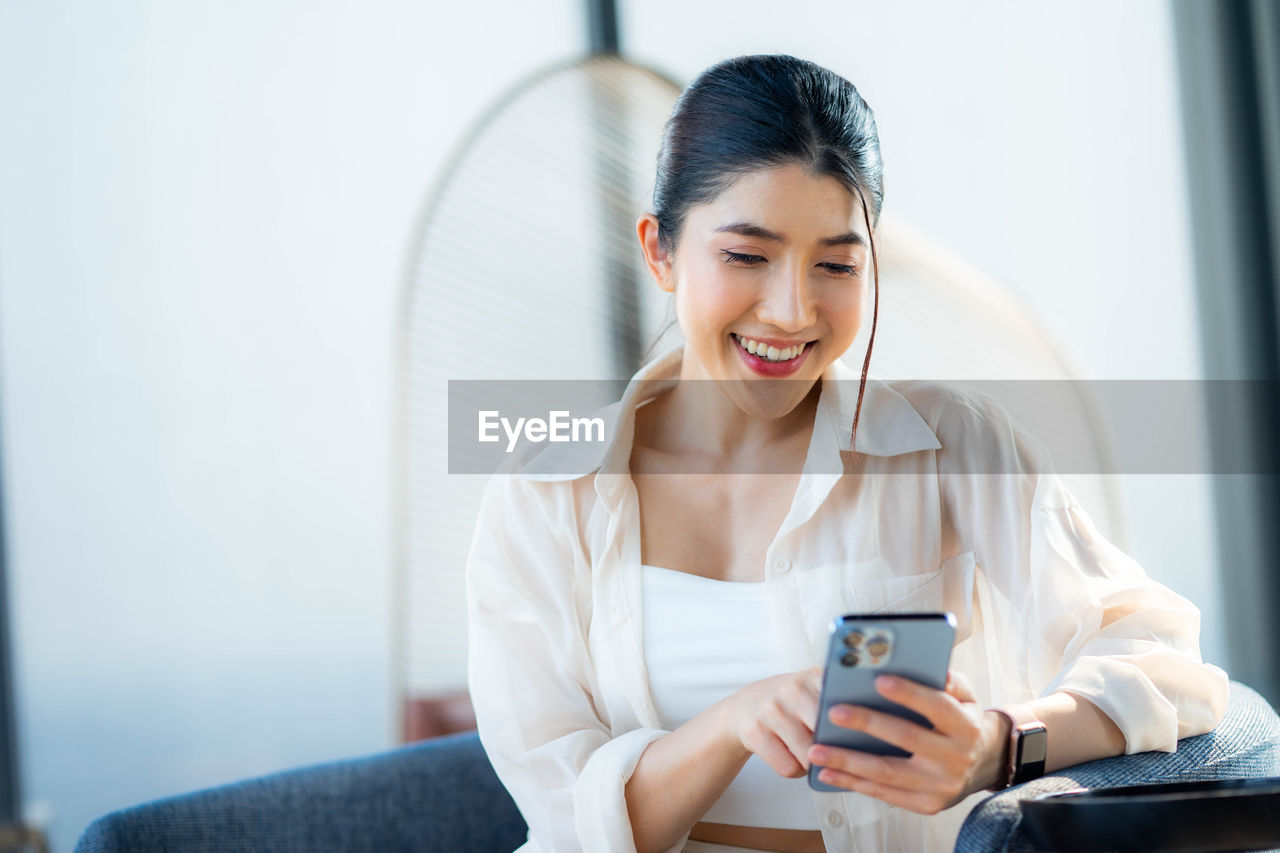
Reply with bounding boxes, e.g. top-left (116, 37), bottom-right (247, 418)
top-left (723, 666), bottom-right (824, 778)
